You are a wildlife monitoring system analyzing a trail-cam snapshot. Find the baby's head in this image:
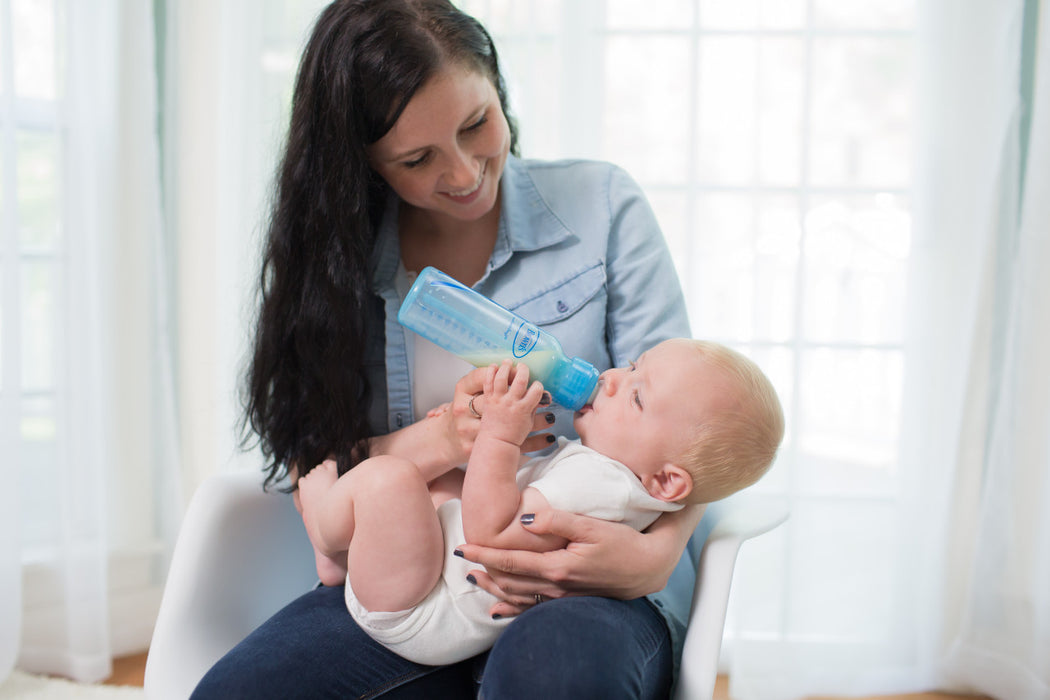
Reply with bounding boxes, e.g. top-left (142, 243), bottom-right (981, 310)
top-left (573, 339), bottom-right (784, 505)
